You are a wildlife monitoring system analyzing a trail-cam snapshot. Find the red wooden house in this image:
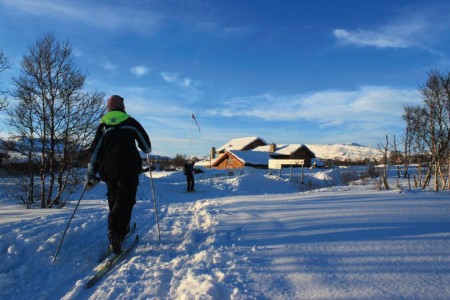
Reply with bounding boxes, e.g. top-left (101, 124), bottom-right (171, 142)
top-left (212, 142), bottom-right (316, 169)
